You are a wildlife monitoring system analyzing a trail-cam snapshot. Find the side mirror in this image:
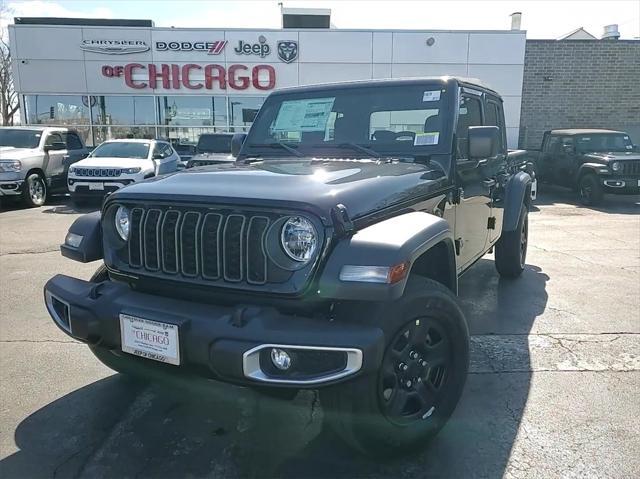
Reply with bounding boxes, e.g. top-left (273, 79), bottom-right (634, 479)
top-left (468, 126), bottom-right (499, 160)
top-left (231, 133), bottom-right (247, 158)
top-left (153, 153), bottom-right (164, 160)
top-left (44, 141), bottom-right (66, 152)
top-left (562, 144), bottom-right (574, 153)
